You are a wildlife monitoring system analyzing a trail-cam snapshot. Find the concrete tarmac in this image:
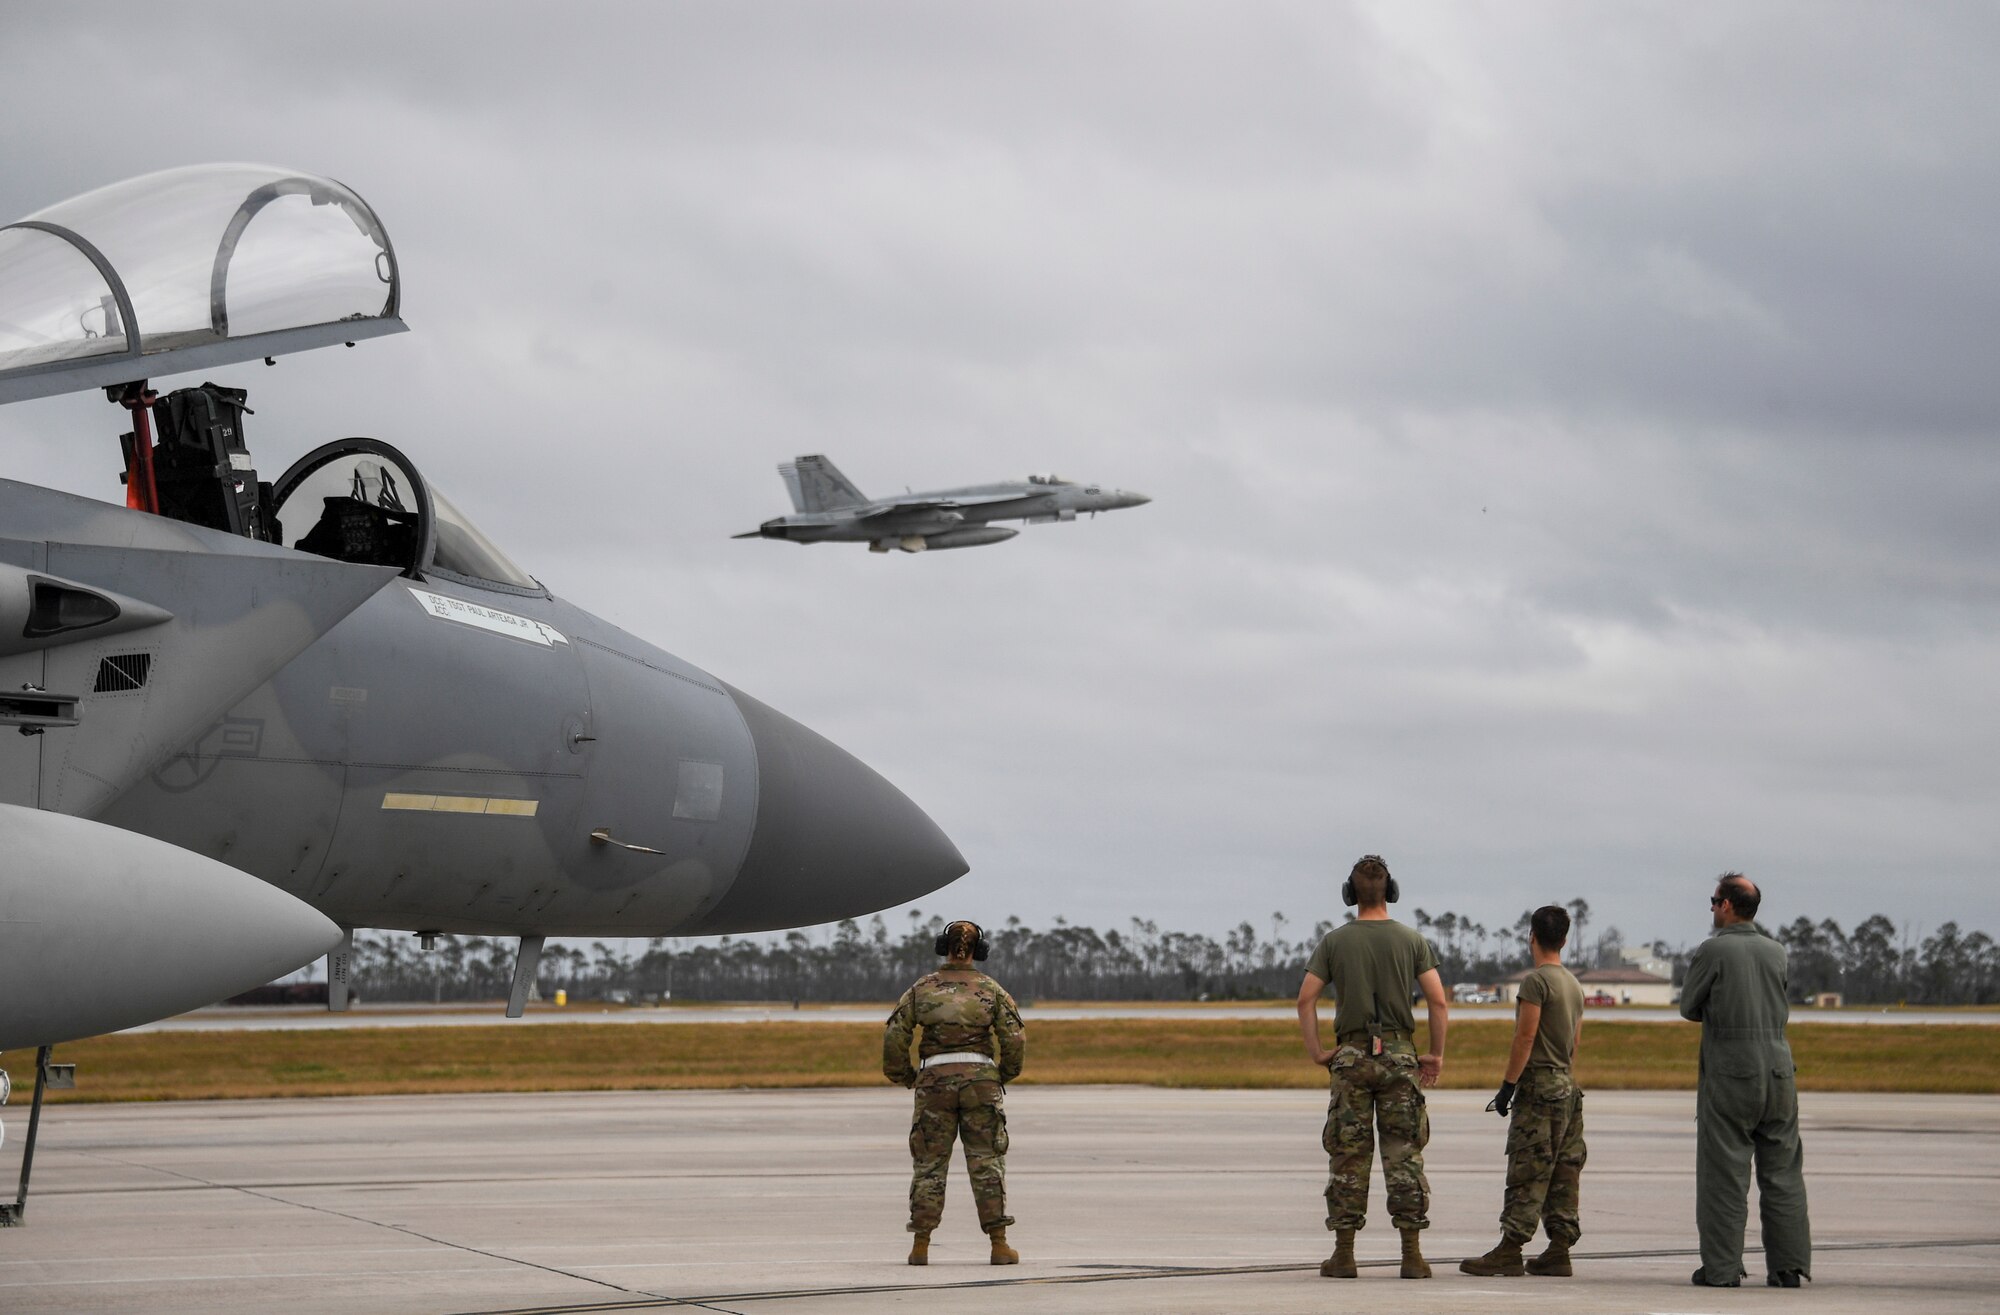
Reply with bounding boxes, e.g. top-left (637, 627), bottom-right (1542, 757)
top-left (1, 1087), bottom-right (1995, 1313)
